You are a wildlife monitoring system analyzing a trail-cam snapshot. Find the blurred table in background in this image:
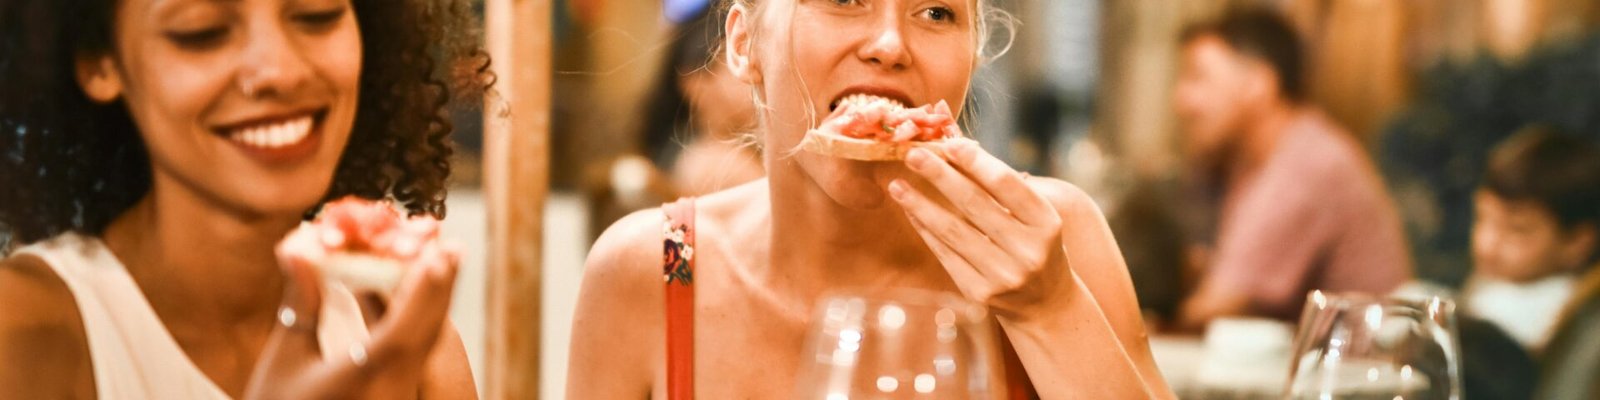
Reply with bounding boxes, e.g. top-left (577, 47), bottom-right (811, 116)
top-left (1150, 319), bottom-right (1294, 399)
